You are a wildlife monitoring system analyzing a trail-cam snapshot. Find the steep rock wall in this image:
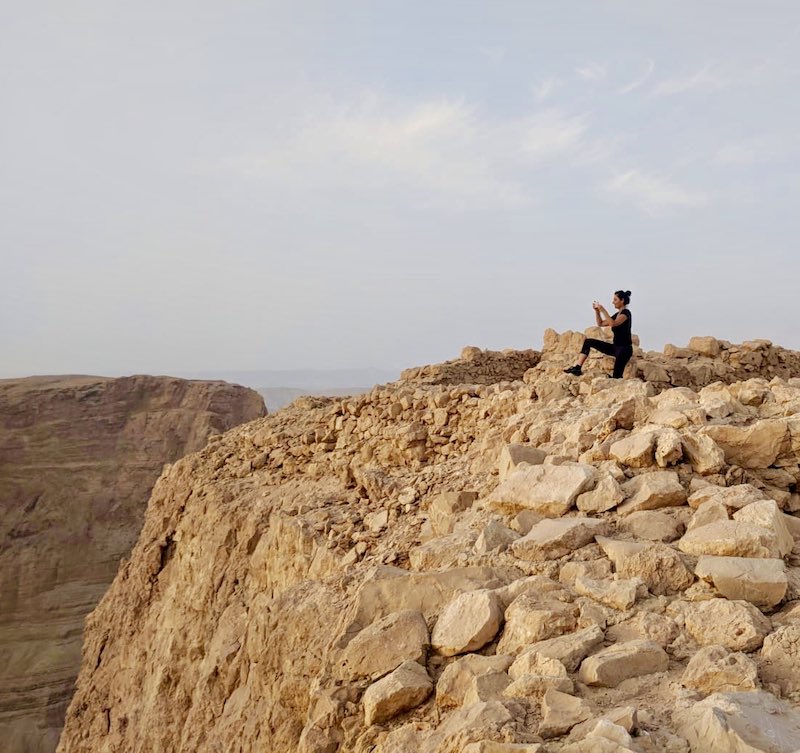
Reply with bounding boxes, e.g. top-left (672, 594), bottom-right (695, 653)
top-left (0, 375), bottom-right (266, 753)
